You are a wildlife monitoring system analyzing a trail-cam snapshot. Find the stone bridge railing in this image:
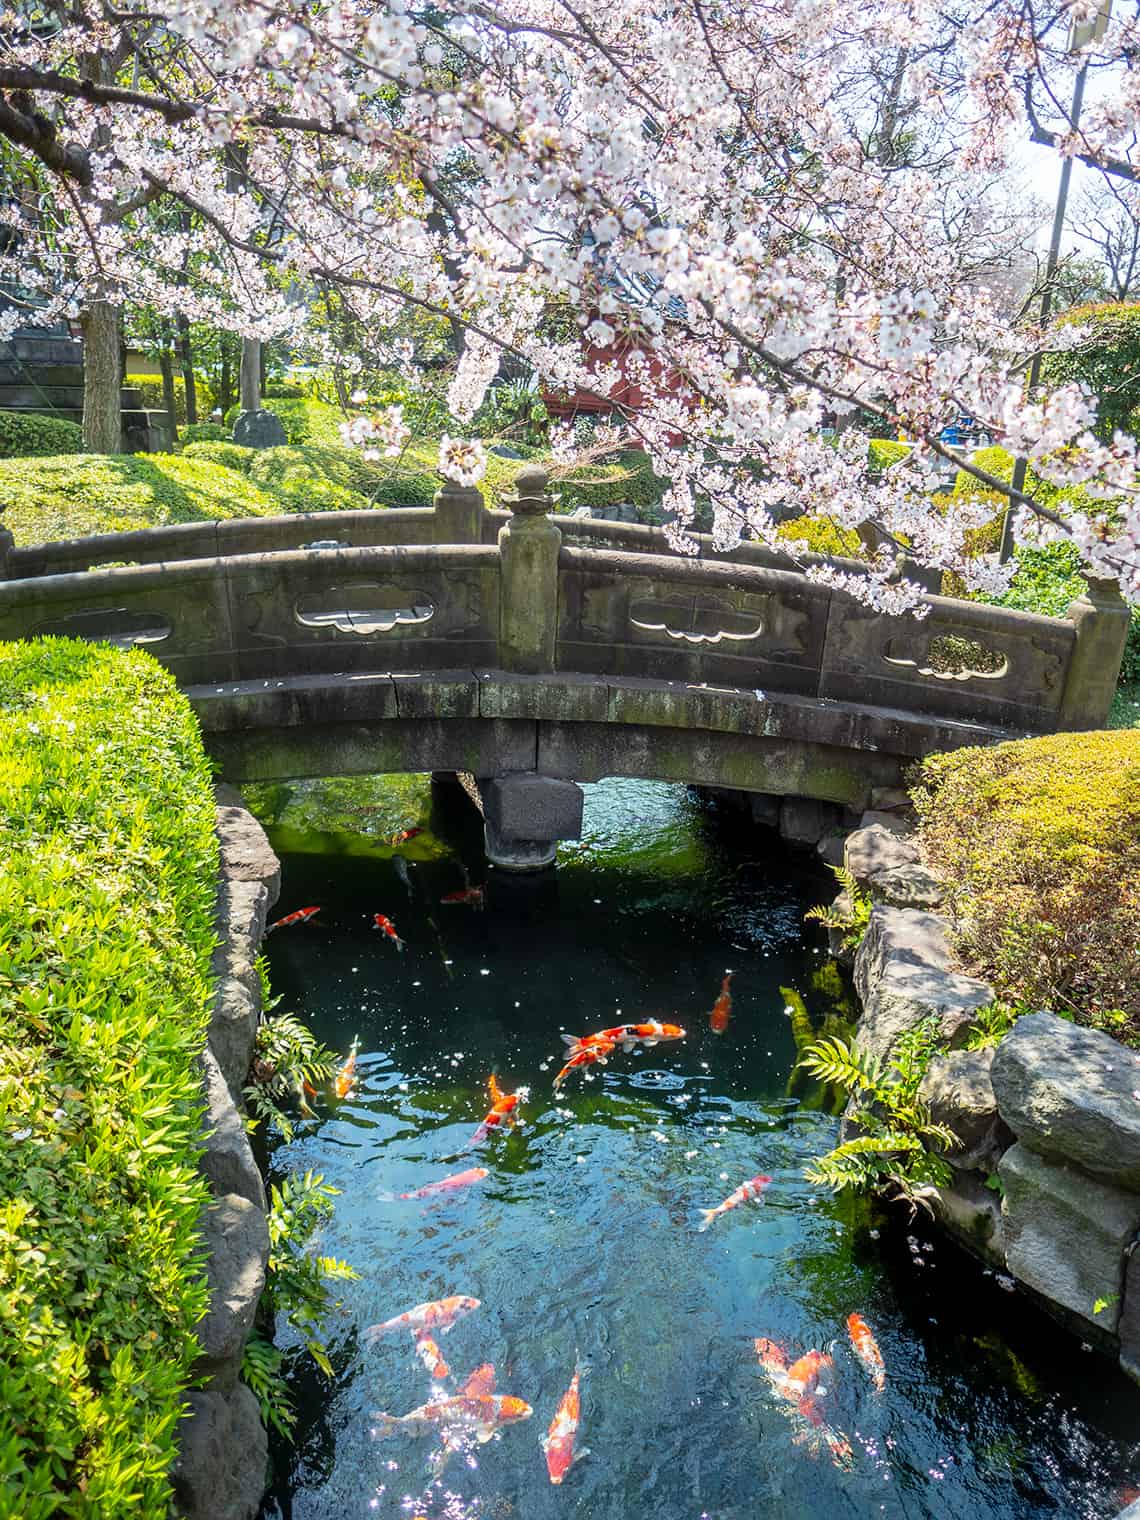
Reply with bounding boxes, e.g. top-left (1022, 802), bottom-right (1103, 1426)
top-left (0, 463), bottom-right (1129, 799)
